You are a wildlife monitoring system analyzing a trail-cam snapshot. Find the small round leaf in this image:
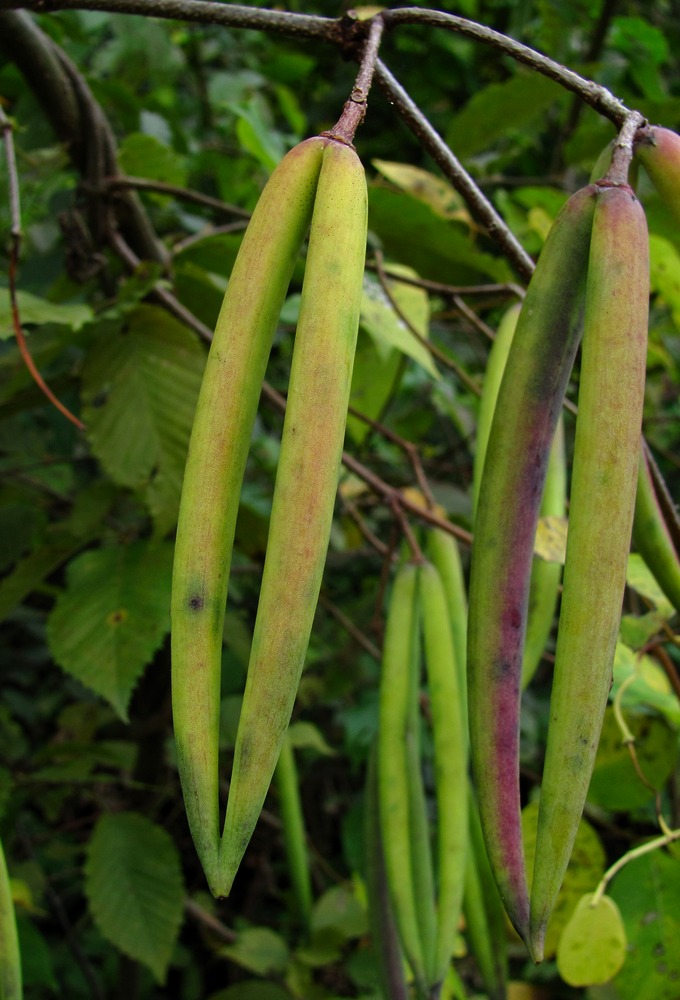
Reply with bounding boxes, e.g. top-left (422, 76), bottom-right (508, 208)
top-left (557, 892), bottom-right (627, 986)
